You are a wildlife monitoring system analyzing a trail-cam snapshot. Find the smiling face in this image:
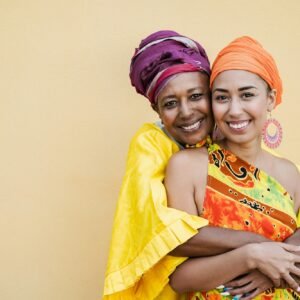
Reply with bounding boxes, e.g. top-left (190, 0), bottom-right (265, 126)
top-left (211, 70), bottom-right (276, 147)
top-left (153, 72), bottom-right (213, 146)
